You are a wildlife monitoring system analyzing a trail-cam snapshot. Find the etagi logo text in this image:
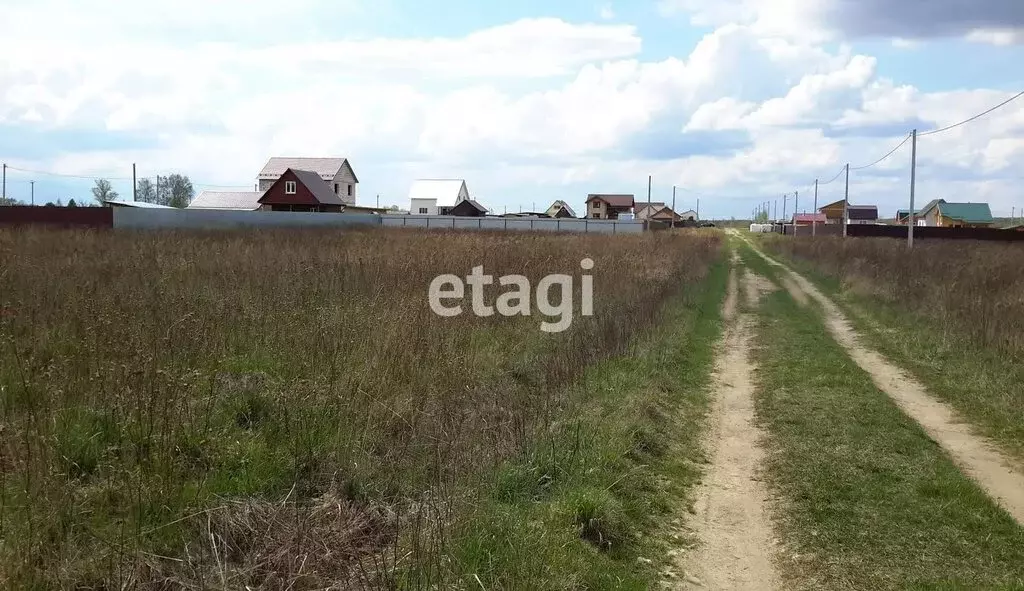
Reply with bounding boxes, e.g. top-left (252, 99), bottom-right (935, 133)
top-left (428, 259), bottom-right (595, 333)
